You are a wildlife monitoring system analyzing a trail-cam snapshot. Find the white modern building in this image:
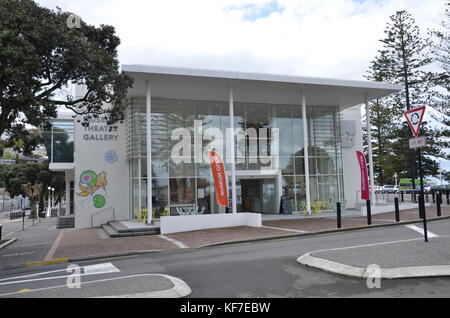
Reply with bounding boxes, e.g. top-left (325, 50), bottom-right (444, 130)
top-left (45, 65), bottom-right (401, 234)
